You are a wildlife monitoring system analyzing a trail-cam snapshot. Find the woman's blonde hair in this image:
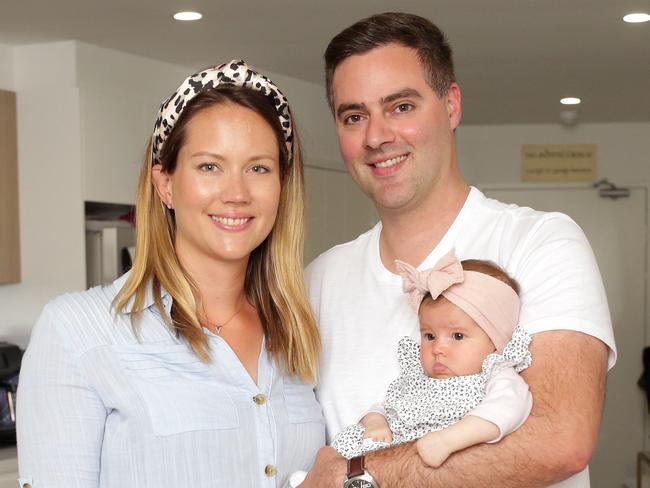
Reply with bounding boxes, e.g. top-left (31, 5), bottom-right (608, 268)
top-left (115, 86), bottom-right (320, 383)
